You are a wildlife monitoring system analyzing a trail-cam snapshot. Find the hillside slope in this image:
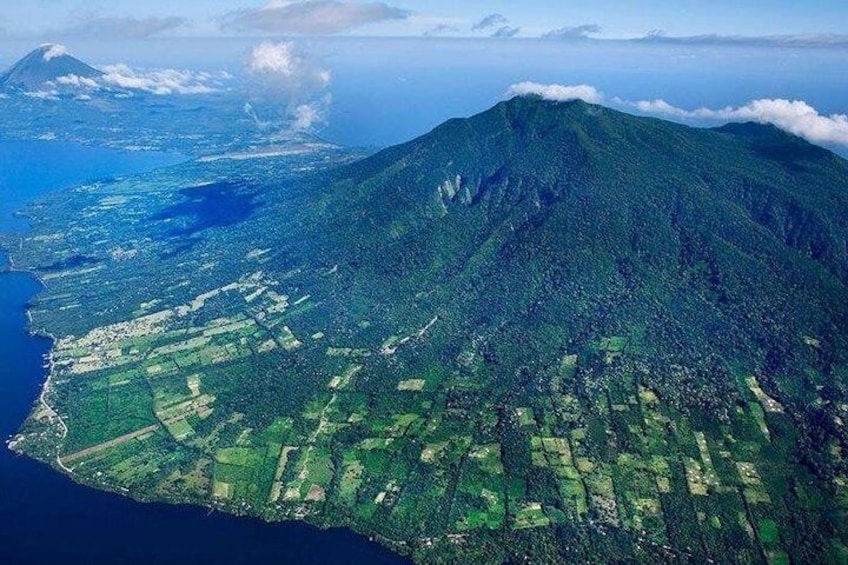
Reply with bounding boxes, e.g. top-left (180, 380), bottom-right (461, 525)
top-left (310, 97), bottom-right (848, 417)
